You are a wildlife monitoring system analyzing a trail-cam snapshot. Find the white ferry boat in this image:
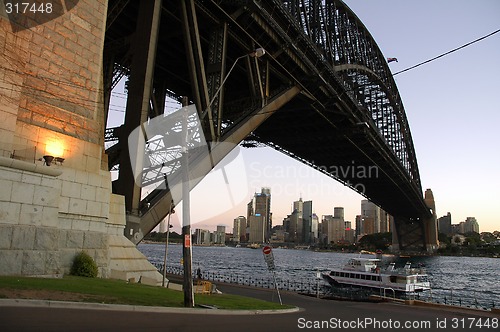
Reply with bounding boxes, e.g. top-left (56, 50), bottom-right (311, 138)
top-left (322, 258), bottom-right (430, 294)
